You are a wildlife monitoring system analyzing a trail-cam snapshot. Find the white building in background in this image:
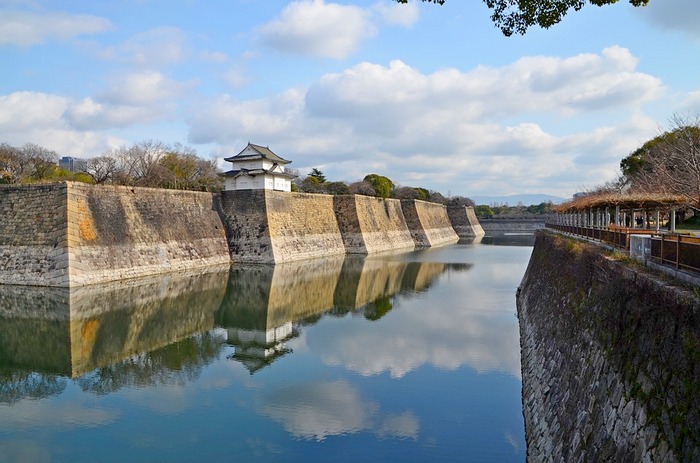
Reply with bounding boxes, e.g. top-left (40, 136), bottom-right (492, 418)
top-left (221, 143), bottom-right (297, 192)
